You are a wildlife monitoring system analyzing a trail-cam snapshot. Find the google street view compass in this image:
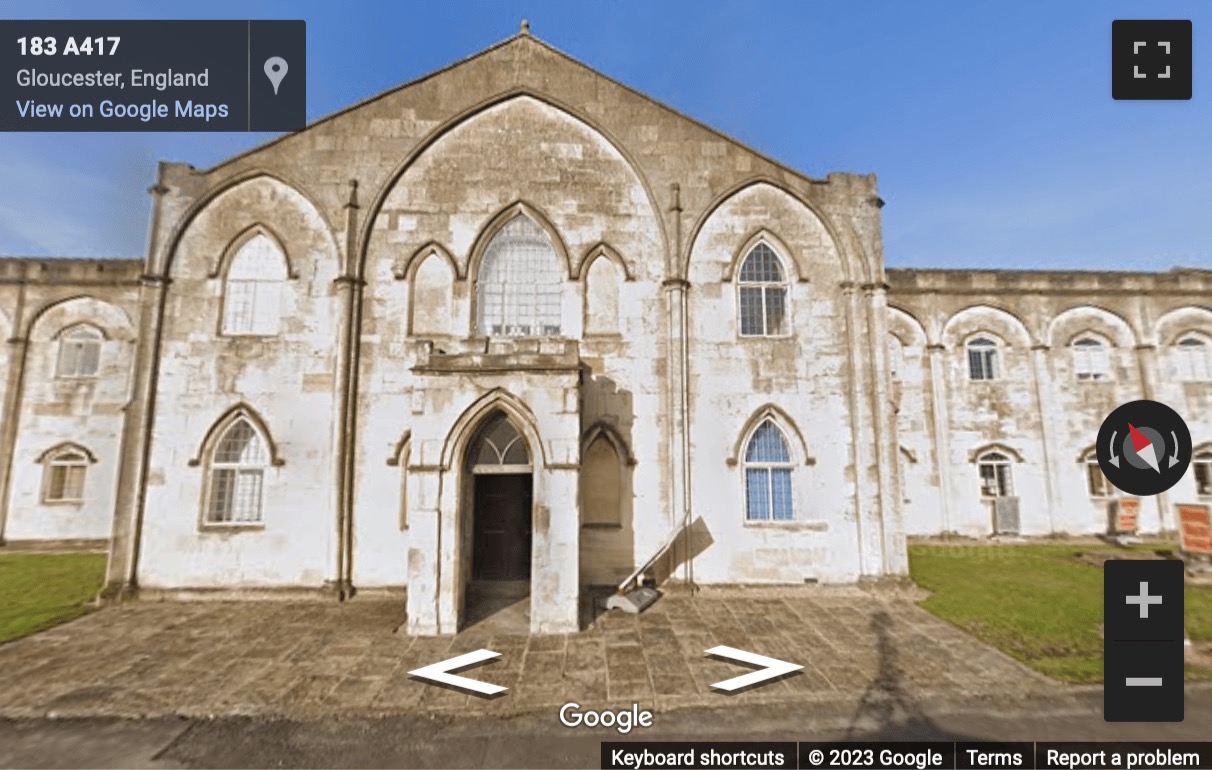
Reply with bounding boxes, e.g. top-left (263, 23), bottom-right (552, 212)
top-left (1096, 400), bottom-right (1191, 496)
